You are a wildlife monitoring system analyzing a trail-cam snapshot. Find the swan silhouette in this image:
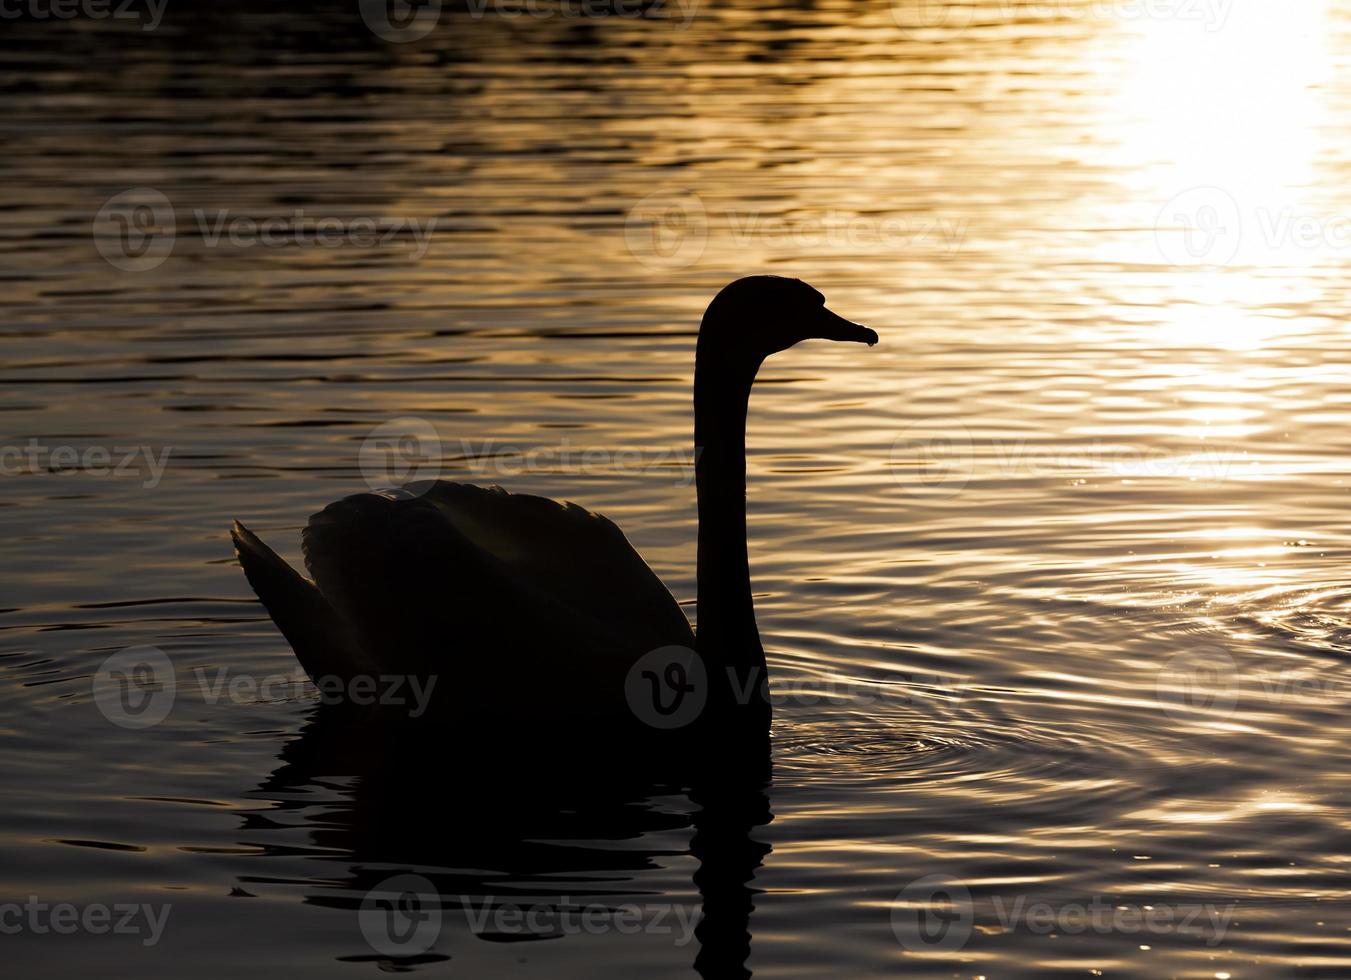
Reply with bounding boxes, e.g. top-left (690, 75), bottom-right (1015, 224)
top-left (232, 276), bottom-right (877, 737)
